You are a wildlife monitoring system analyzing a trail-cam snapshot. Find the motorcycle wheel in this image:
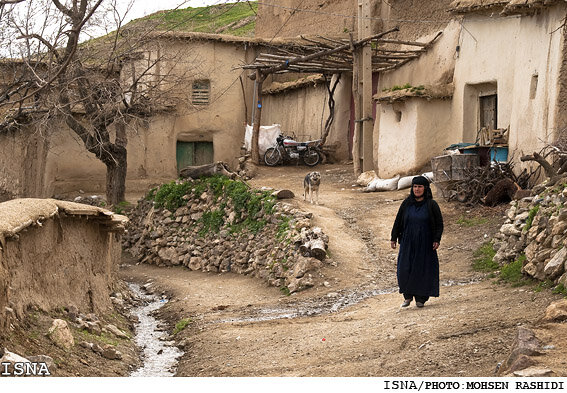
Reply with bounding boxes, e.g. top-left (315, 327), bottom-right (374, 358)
top-left (264, 147), bottom-right (282, 166)
top-left (303, 148), bottom-right (320, 166)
